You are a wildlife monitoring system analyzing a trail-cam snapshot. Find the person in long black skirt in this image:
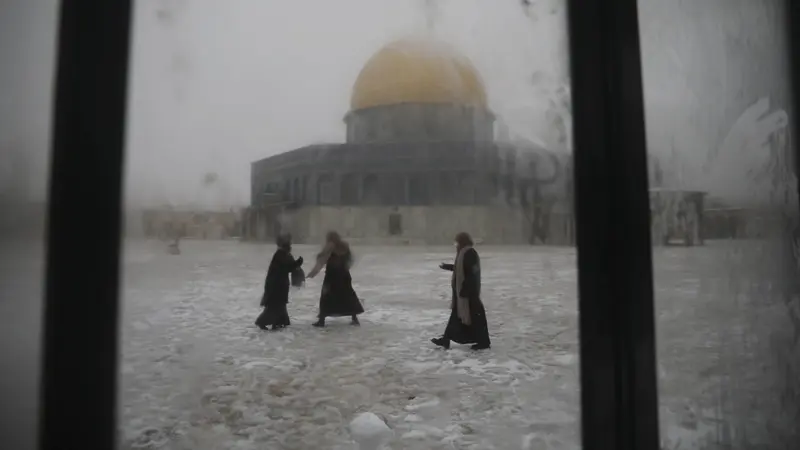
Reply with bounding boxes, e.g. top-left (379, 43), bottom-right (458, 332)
top-left (255, 233), bottom-right (304, 330)
top-left (431, 231), bottom-right (491, 350)
top-left (307, 231), bottom-right (364, 327)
